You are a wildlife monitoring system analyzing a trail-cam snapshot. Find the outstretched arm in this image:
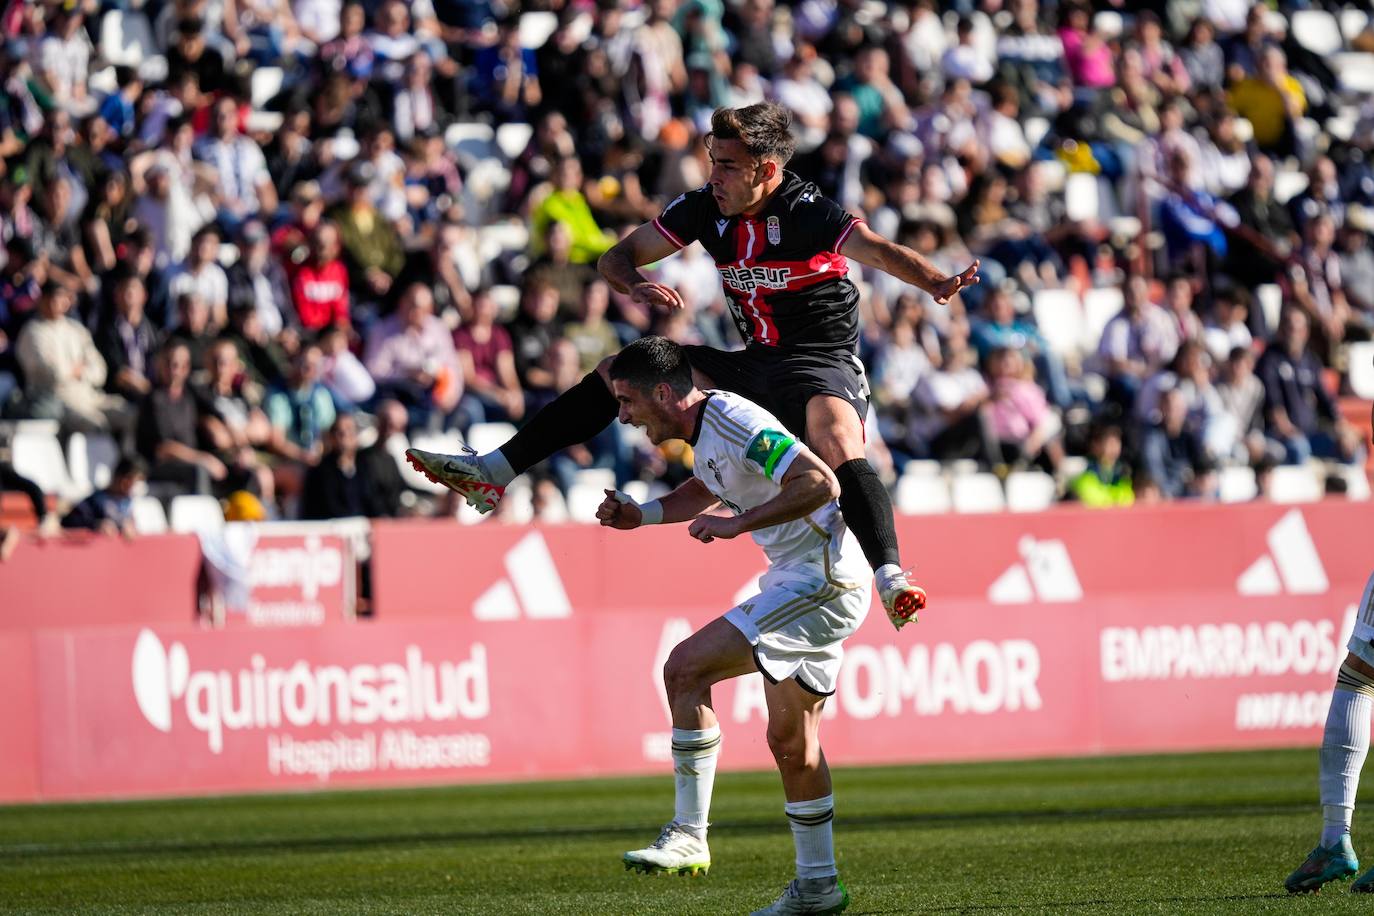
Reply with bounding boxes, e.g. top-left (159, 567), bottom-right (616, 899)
top-left (839, 221), bottom-right (980, 305)
top-left (596, 477), bottom-right (720, 530)
top-left (597, 223), bottom-right (686, 310)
